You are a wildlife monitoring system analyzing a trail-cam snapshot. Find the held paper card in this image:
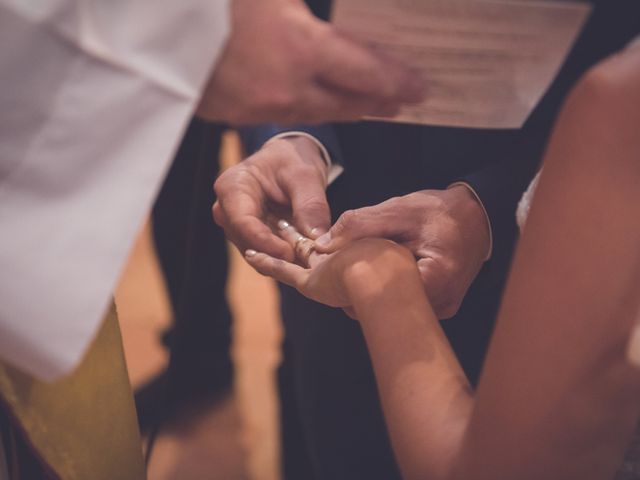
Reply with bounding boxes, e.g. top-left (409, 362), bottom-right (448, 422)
top-left (332, 0), bottom-right (592, 129)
